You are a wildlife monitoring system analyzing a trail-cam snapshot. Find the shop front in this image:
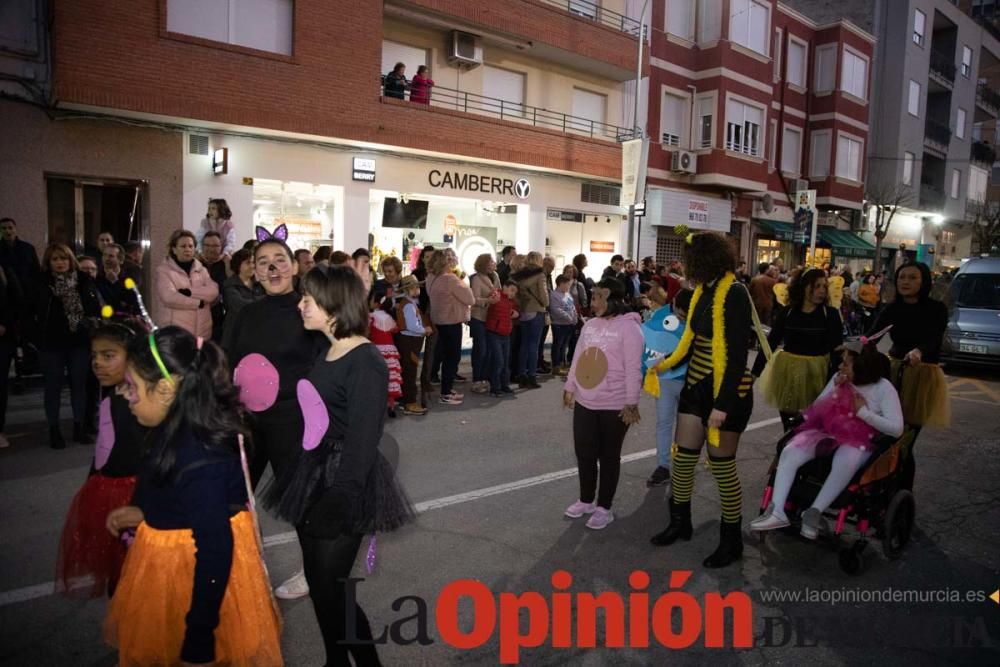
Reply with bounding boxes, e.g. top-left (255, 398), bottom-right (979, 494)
top-left (642, 187), bottom-right (733, 263)
top-left (753, 220), bottom-right (795, 268)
